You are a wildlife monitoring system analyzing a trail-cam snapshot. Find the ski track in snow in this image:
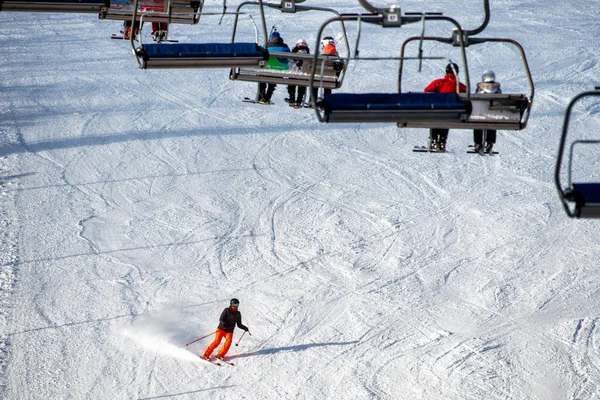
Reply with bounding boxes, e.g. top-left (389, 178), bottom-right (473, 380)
top-left (0, 1), bottom-right (600, 399)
